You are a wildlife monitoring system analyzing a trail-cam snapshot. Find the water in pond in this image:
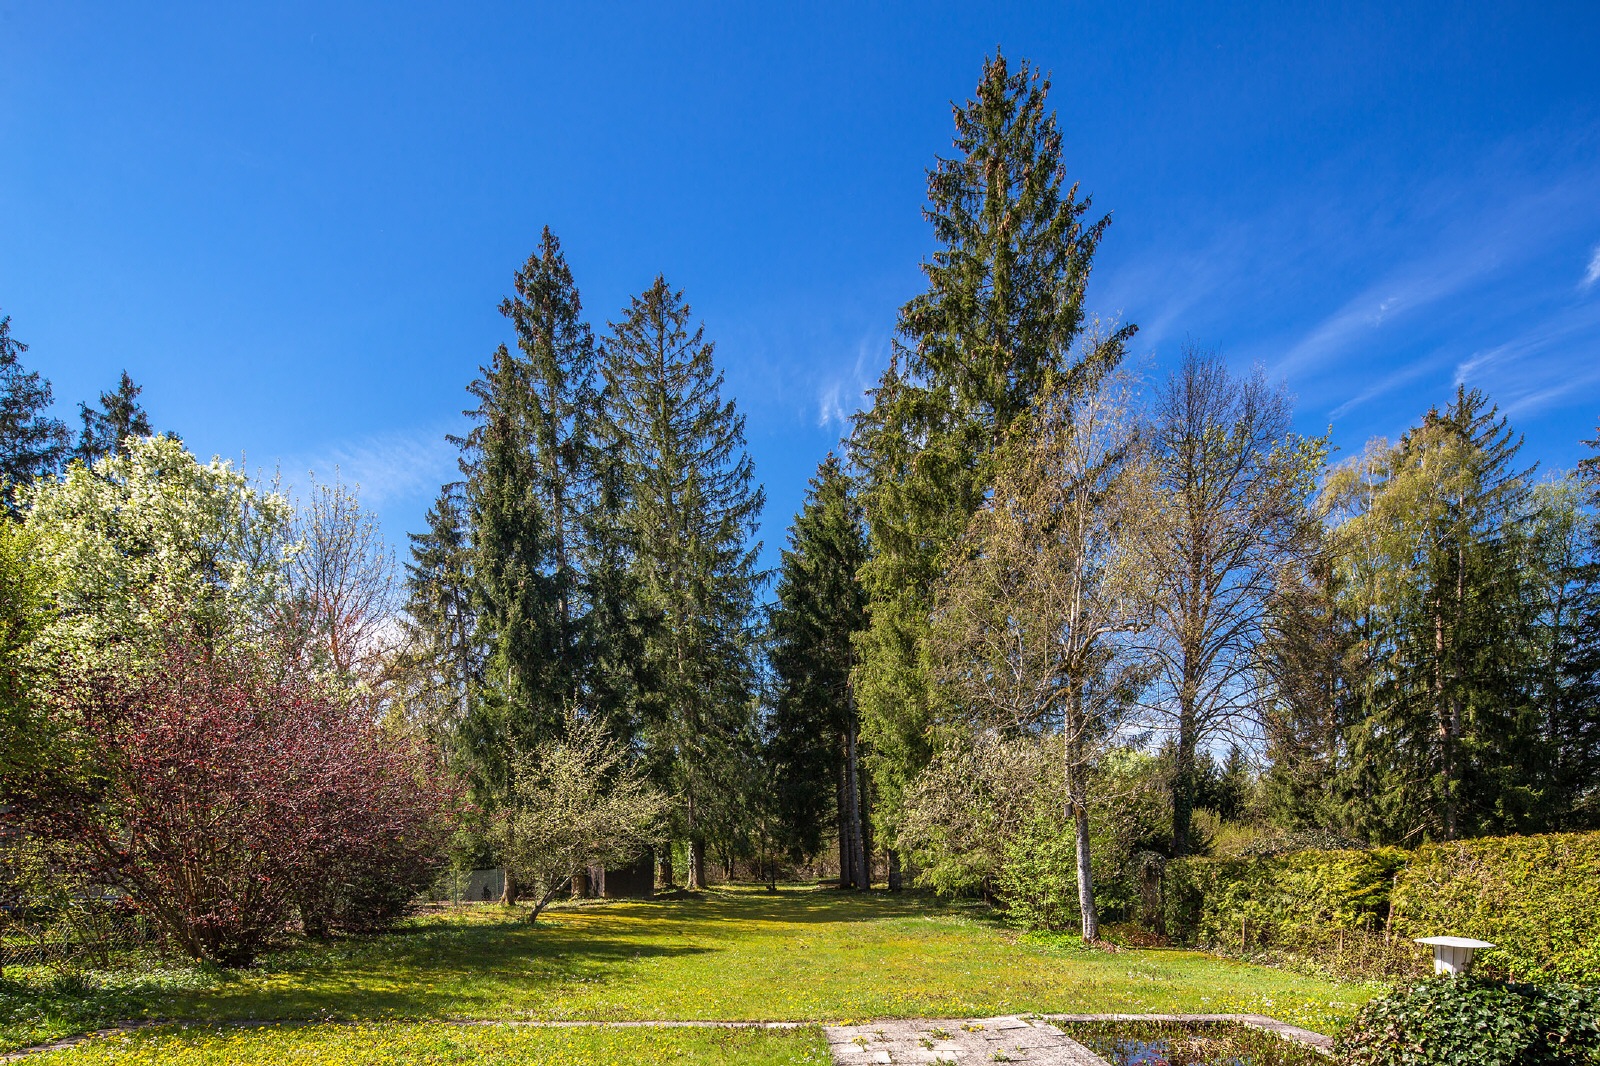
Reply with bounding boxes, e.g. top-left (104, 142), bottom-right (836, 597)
top-left (1061, 1021), bottom-right (1323, 1066)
